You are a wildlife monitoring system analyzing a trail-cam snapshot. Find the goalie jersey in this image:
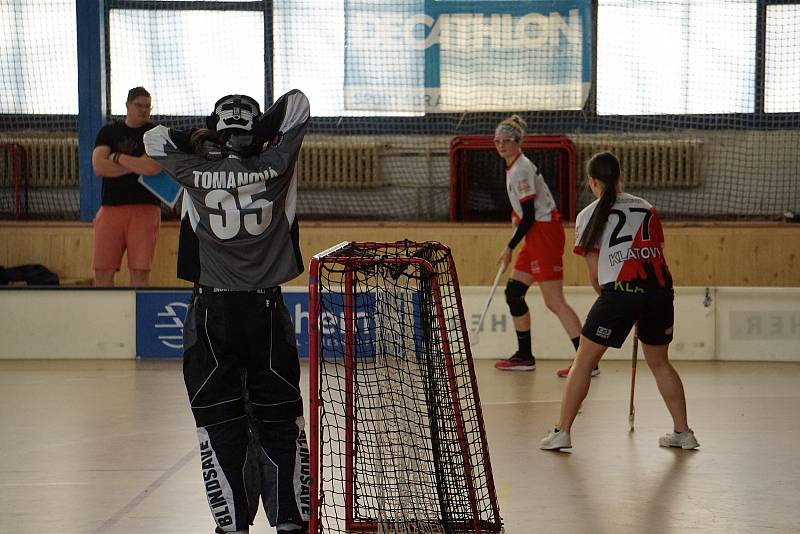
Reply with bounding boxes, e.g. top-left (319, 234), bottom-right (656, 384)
top-left (144, 90), bottom-right (310, 289)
